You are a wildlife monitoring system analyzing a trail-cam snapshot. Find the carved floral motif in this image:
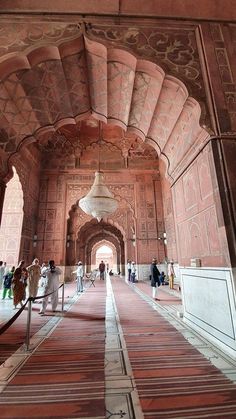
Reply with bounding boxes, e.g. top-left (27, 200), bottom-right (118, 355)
top-left (0, 22), bottom-right (80, 57)
top-left (87, 24), bottom-right (203, 93)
